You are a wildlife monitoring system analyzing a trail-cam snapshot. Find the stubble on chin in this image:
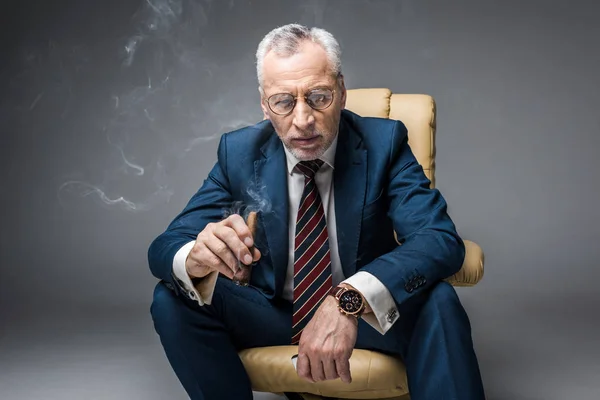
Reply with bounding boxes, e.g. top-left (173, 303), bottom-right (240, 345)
top-left (285, 138), bottom-right (330, 161)
top-left (290, 148), bottom-right (324, 161)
